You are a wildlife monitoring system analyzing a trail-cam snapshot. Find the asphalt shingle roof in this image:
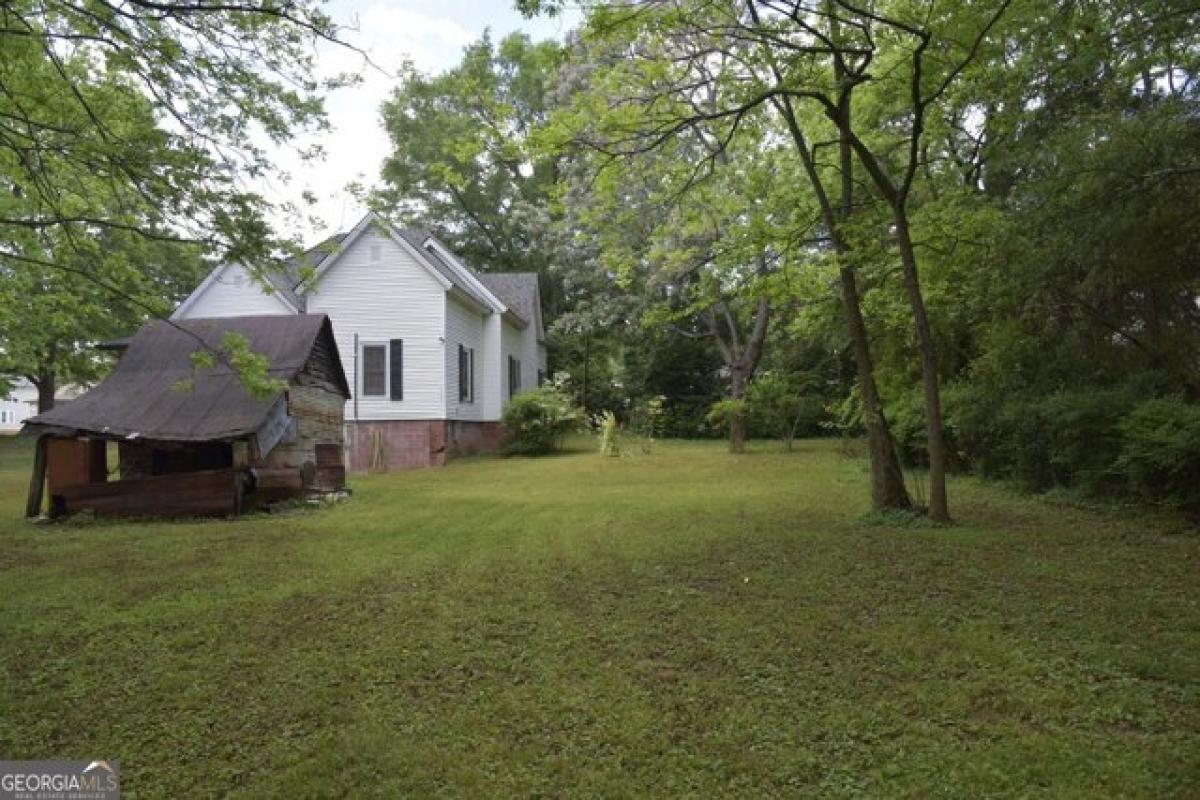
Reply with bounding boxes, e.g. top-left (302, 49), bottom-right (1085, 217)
top-left (26, 315), bottom-right (348, 442)
top-left (477, 272), bottom-right (544, 340)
